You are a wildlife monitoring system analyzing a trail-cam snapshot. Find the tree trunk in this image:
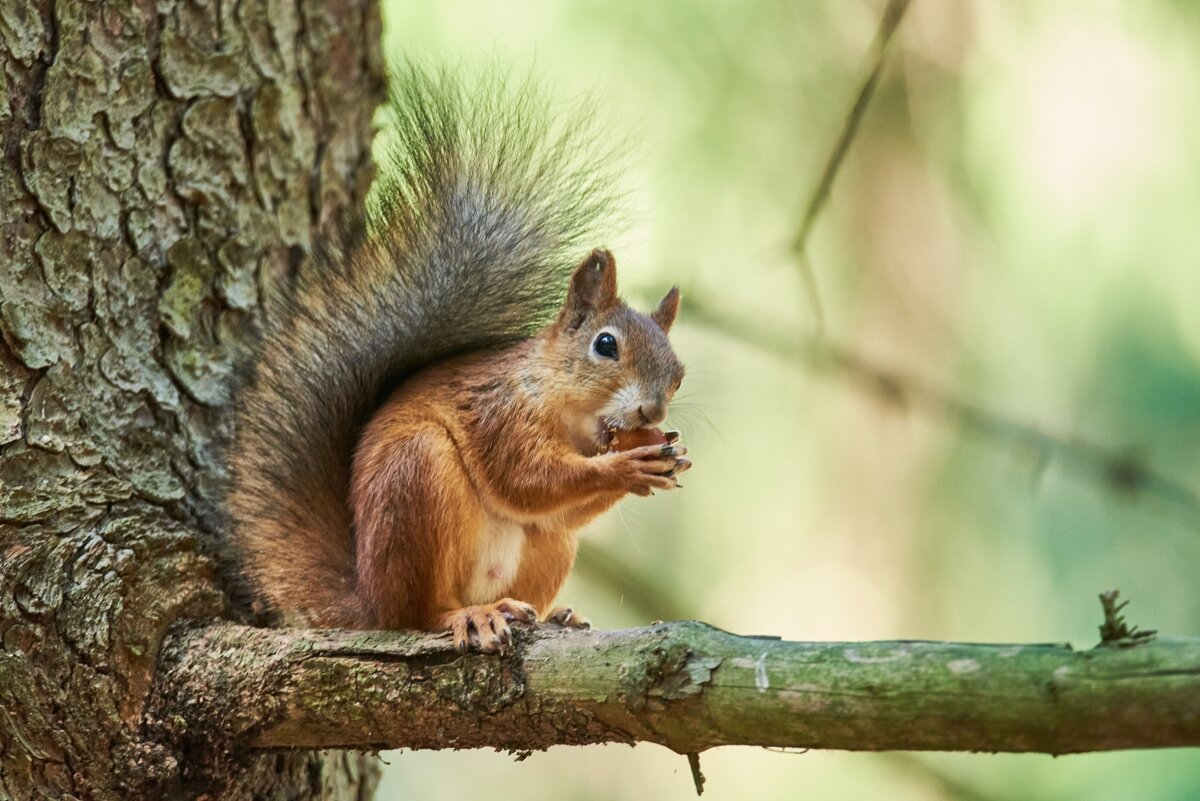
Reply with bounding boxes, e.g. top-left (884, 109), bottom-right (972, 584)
top-left (0, 0), bottom-right (382, 797)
